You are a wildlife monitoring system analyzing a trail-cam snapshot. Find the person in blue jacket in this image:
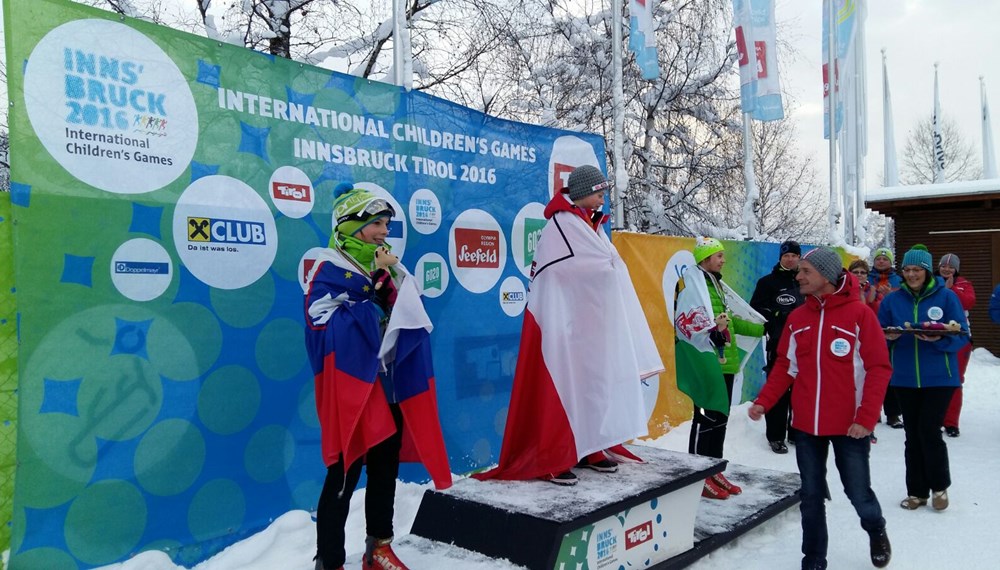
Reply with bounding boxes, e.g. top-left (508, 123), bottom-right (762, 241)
top-left (991, 283), bottom-right (1000, 324)
top-left (878, 245), bottom-right (969, 512)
